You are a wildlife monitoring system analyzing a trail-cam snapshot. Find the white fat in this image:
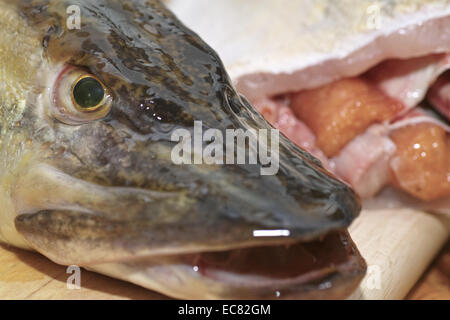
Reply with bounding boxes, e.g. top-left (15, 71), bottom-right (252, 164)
top-left (389, 113), bottom-right (450, 132)
top-left (367, 54), bottom-right (450, 111)
top-left (168, 0), bottom-right (450, 99)
top-left (331, 125), bottom-right (397, 199)
top-left (363, 188), bottom-right (450, 216)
